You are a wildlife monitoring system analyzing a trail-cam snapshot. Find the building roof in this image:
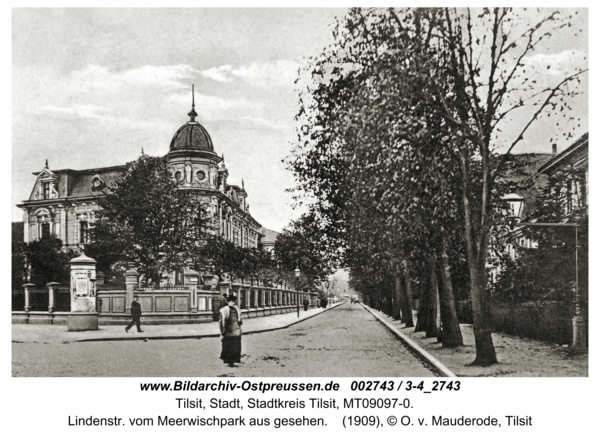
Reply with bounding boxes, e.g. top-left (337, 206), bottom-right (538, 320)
top-left (169, 121), bottom-right (214, 153)
top-left (169, 86), bottom-right (215, 153)
top-left (68, 166), bottom-right (125, 198)
top-left (538, 133), bottom-right (588, 175)
top-left (502, 153), bottom-right (554, 183)
top-left (261, 228), bottom-right (279, 244)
